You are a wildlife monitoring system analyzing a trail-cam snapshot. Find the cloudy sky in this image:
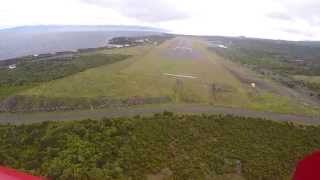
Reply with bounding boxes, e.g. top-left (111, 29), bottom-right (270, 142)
top-left (1, 0), bottom-right (320, 40)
